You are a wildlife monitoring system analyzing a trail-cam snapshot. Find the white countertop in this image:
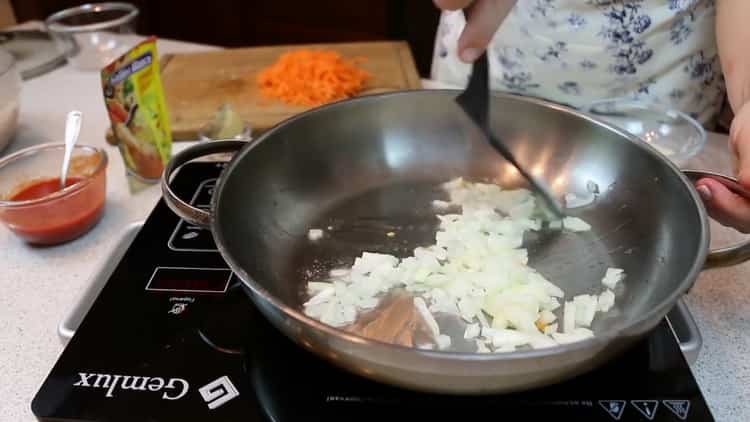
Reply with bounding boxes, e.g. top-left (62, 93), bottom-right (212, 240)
top-left (0, 36), bottom-right (218, 422)
top-left (1, 36), bottom-right (749, 422)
